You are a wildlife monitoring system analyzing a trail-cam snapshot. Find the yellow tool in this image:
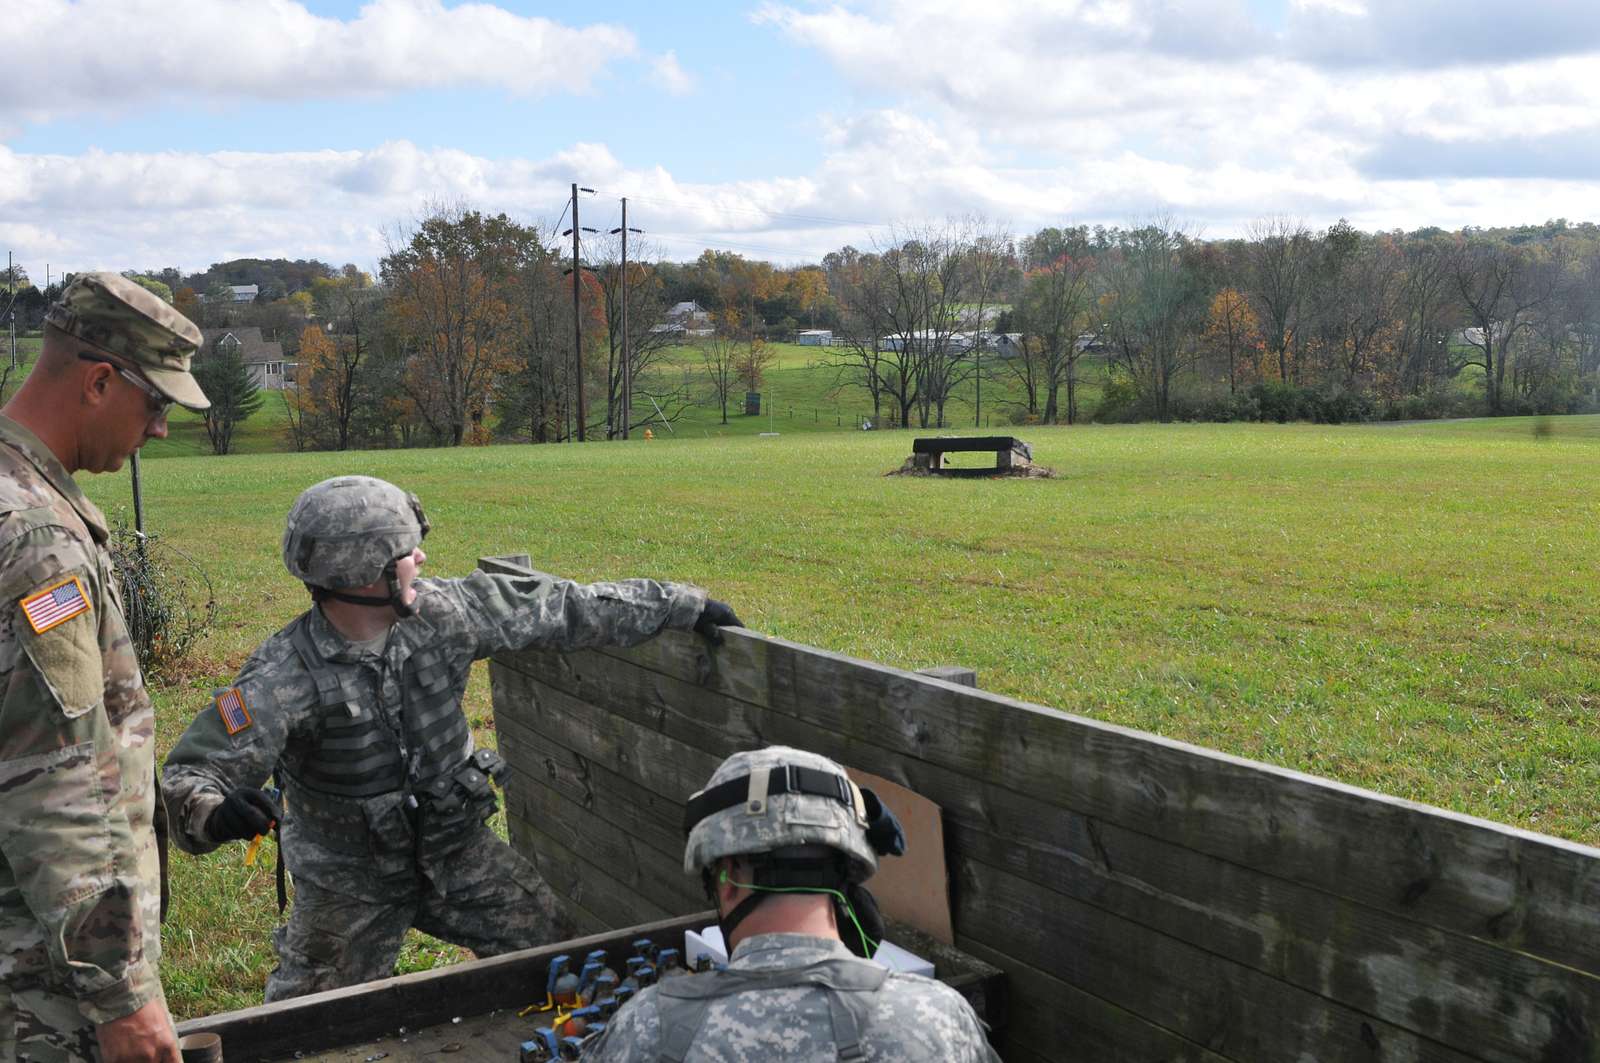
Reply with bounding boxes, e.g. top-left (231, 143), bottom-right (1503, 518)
top-left (244, 834), bottom-right (265, 866)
